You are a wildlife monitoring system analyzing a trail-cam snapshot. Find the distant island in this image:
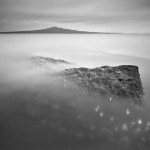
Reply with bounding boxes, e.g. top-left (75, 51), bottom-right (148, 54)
top-left (0, 27), bottom-right (122, 34)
